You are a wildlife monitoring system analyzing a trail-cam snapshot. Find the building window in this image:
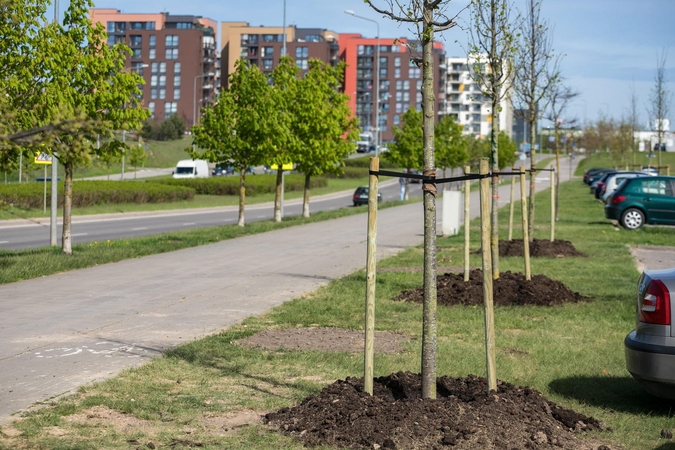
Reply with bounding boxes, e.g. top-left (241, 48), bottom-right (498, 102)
top-left (113, 22), bottom-right (126, 33)
top-left (396, 102), bottom-right (403, 113)
top-left (165, 102), bottom-right (177, 118)
top-left (148, 102), bottom-right (155, 119)
top-left (149, 35), bottom-right (156, 47)
top-left (159, 88), bottom-right (166, 100)
top-left (159, 75), bottom-right (166, 87)
top-left (131, 48), bottom-right (141, 59)
top-left (357, 45), bottom-right (364, 55)
top-left (380, 67), bottom-right (388, 78)
top-left (174, 75), bottom-right (181, 87)
top-left (296, 46), bottom-right (308, 58)
top-left (417, 80), bottom-right (422, 91)
top-left (357, 57), bottom-right (372, 68)
top-left (174, 62), bottom-right (181, 74)
top-left (107, 22), bottom-right (115, 33)
top-left (131, 62), bottom-right (146, 75)
top-left (394, 57), bottom-right (401, 67)
top-left (151, 63), bottom-right (159, 74)
top-left (147, 22), bottom-right (155, 30)
top-left (166, 48), bottom-right (178, 60)
top-left (130, 22), bottom-right (143, 30)
top-left (395, 80), bottom-right (402, 90)
top-left (403, 80), bottom-right (410, 90)
top-left (393, 114), bottom-right (400, 125)
top-left (409, 67), bottom-right (420, 78)
top-left (176, 22), bottom-right (193, 29)
top-left (150, 75), bottom-right (158, 87)
top-left (151, 88), bottom-right (158, 99)
top-left (165, 35), bottom-right (179, 47)
top-left (296, 59), bottom-right (308, 70)
top-left (263, 34), bottom-right (280, 42)
top-left (159, 62), bottom-right (166, 74)
top-left (396, 91), bottom-right (402, 101)
top-left (394, 68), bottom-right (401, 79)
top-left (174, 88), bottom-right (180, 100)
top-left (149, 49), bottom-right (156, 60)
top-left (403, 92), bottom-right (410, 102)
top-left (262, 59), bottom-right (273, 70)
top-left (262, 47), bottom-right (274, 57)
